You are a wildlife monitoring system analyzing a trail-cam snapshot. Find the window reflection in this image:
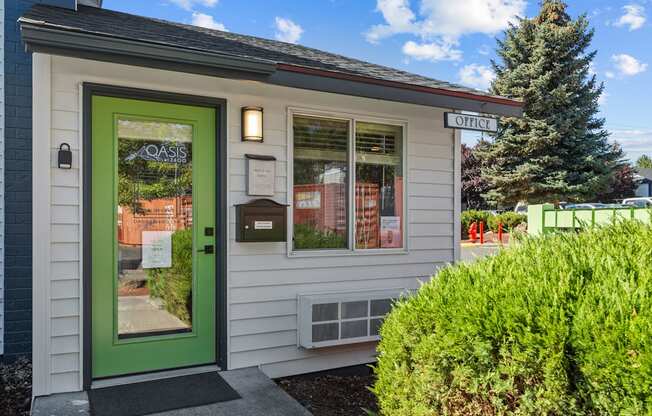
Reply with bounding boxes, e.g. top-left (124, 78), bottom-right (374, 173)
top-left (293, 116), bottom-right (349, 250)
top-left (116, 118), bottom-right (194, 338)
top-left (355, 122), bottom-right (403, 249)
